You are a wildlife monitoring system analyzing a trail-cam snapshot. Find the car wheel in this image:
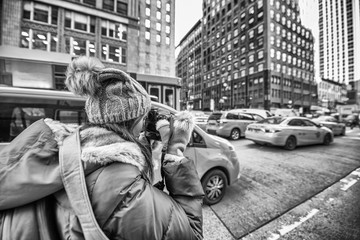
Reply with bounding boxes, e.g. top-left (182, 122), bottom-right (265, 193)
top-left (323, 133), bottom-right (332, 145)
top-left (230, 128), bottom-right (240, 140)
top-left (201, 169), bottom-right (227, 205)
top-left (284, 136), bottom-right (296, 150)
